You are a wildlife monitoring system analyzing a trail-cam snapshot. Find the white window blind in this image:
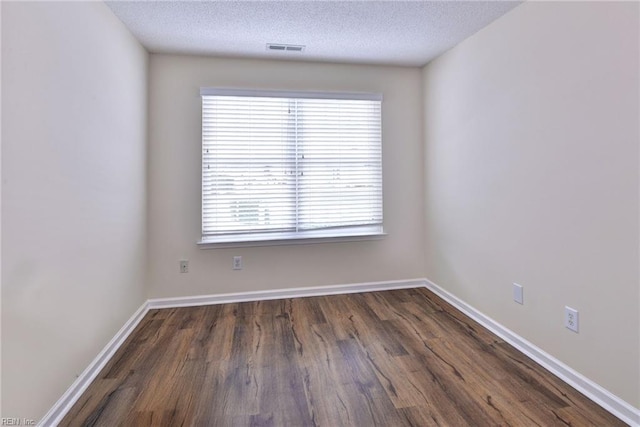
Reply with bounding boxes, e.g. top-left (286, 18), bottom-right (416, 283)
top-left (200, 88), bottom-right (383, 244)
